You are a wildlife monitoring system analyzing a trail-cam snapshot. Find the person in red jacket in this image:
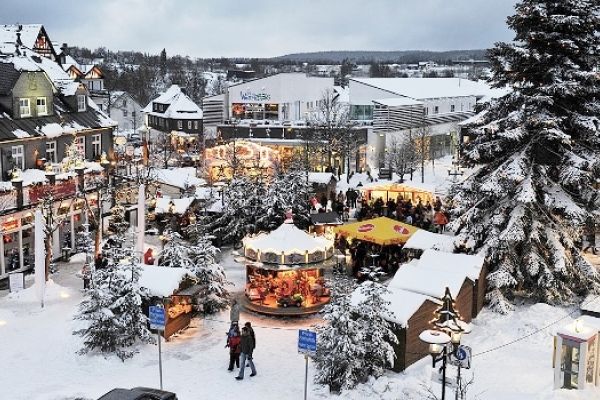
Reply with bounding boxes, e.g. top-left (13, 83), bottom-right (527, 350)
top-left (226, 324), bottom-right (241, 371)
